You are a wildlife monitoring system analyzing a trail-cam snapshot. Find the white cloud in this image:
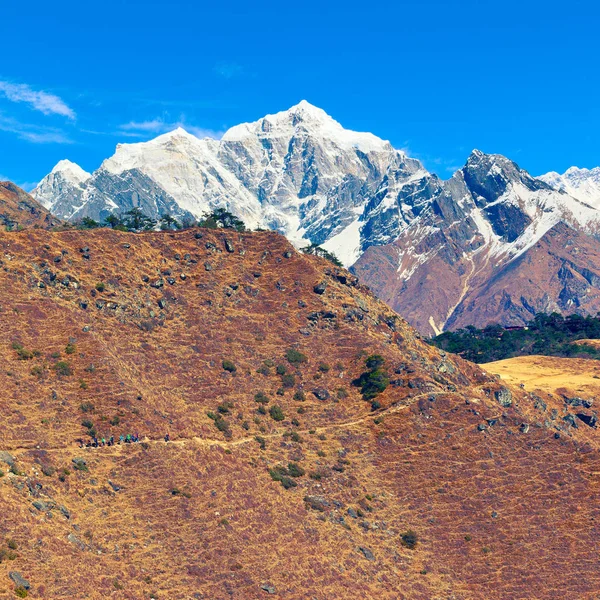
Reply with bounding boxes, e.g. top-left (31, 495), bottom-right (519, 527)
top-left (0, 113), bottom-right (73, 144)
top-left (119, 118), bottom-right (223, 139)
top-left (0, 80), bottom-right (75, 119)
top-left (213, 62), bottom-right (243, 79)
